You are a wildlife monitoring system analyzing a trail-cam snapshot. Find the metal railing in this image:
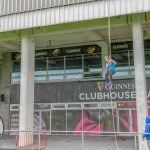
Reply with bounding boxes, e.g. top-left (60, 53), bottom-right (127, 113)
top-left (0, 130), bottom-right (149, 150)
